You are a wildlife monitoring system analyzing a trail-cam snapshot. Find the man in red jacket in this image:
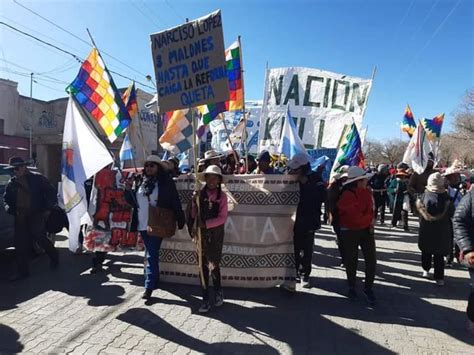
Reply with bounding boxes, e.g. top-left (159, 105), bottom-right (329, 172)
top-left (337, 166), bottom-right (376, 305)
